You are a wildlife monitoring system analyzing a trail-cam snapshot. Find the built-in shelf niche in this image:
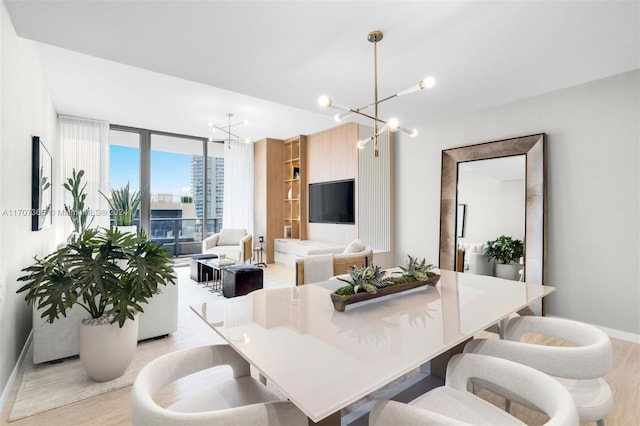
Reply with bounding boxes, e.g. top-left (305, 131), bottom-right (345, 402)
top-left (282, 136), bottom-right (306, 240)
